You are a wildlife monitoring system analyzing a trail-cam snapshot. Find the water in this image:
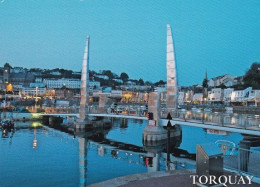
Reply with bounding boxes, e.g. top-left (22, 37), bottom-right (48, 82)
top-left (0, 119), bottom-right (249, 186)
